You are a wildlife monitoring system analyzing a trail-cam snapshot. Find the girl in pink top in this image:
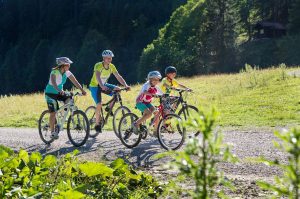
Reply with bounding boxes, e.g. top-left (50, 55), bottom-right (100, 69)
top-left (133, 71), bottom-right (163, 134)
